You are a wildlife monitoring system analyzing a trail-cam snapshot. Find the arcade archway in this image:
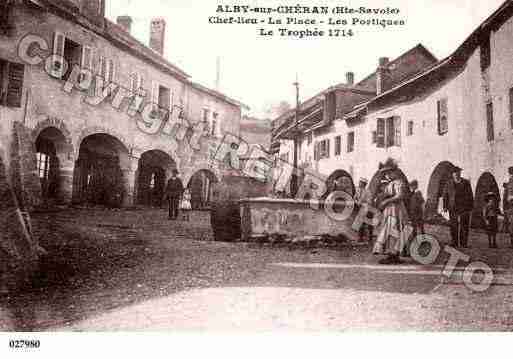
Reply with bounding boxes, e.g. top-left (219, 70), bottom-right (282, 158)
top-left (425, 161), bottom-right (458, 219)
top-left (136, 150), bottom-right (176, 207)
top-left (73, 133), bottom-right (129, 207)
top-left (35, 127), bottom-right (67, 202)
top-left (188, 170), bottom-right (218, 210)
top-left (473, 172), bottom-right (500, 228)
